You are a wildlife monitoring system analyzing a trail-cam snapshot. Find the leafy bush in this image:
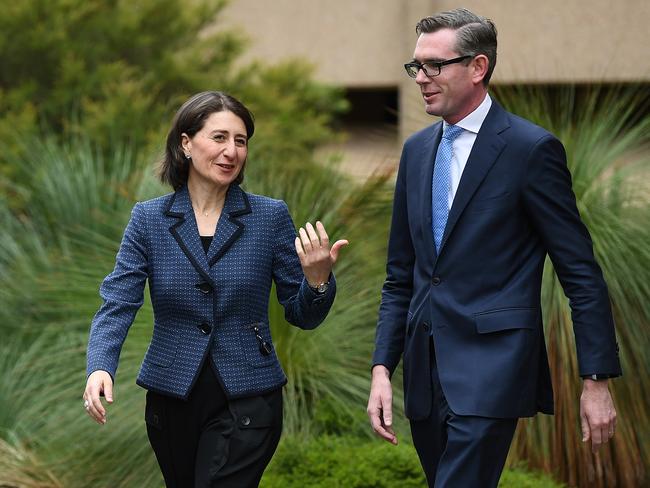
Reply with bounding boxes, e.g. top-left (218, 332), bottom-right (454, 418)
top-left (0, 0), bottom-right (236, 162)
top-left (261, 436), bottom-right (426, 488)
top-left (500, 465), bottom-right (566, 488)
top-left (0, 0), bottom-right (347, 192)
top-left (261, 436), bottom-right (565, 488)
